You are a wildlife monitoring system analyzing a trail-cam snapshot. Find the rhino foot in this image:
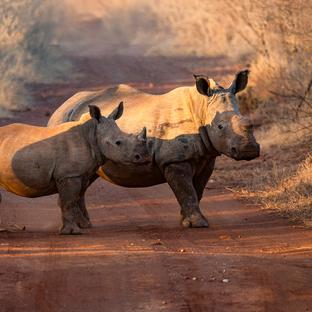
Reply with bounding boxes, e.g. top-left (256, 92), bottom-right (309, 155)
top-left (59, 222), bottom-right (82, 235)
top-left (77, 216), bottom-right (92, 229)
top-left (181, 213), bottom-right (209, 228)
top-left (78, 220), bottom-right (92, 229)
